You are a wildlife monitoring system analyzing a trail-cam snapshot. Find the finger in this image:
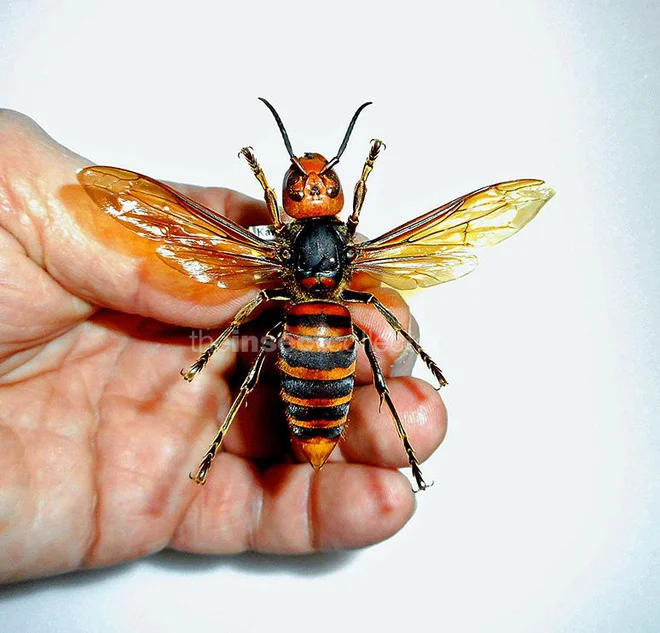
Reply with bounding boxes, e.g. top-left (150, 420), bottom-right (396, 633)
top-left (391, 314), bottom-right (420, 377)
top-left (0, 110), bottom-right (270, 327)
top-left (349, 286), bottom-right (414, 383)
top-left (169, 454), bottom-right (415, 554)
top-left (218, 374), bottom-right (446, 470)
top-left (171, 183), bottom-right (268, 228)
top-left (338, 377), bottom-right (447, 467)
